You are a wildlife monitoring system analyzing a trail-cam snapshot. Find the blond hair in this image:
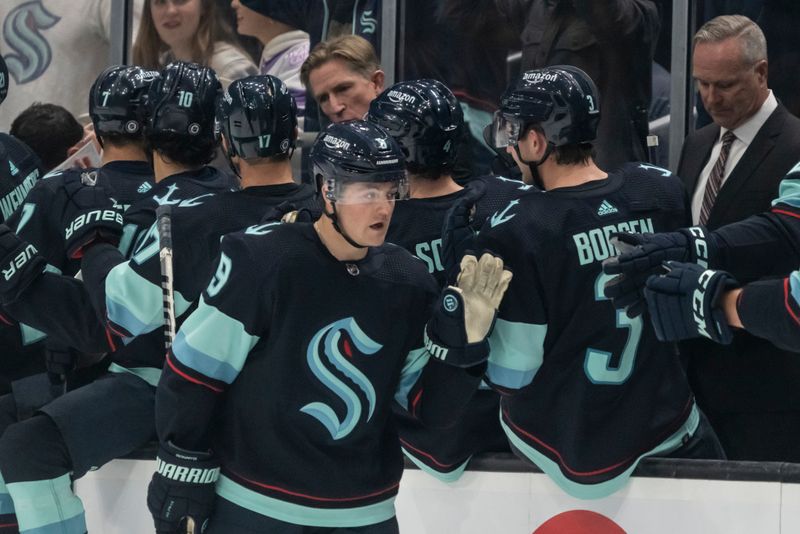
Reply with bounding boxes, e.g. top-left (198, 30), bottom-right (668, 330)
top-left (300, 35), bottom-right (380, 88)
